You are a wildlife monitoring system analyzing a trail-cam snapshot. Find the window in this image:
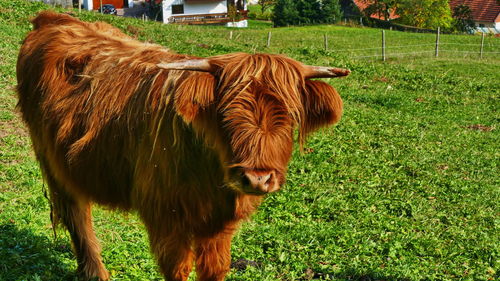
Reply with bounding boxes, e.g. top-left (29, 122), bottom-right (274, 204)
top-left (171, 0), bottom-right (184, 14)
top-left (172, 4), bottom-right (184, 14)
